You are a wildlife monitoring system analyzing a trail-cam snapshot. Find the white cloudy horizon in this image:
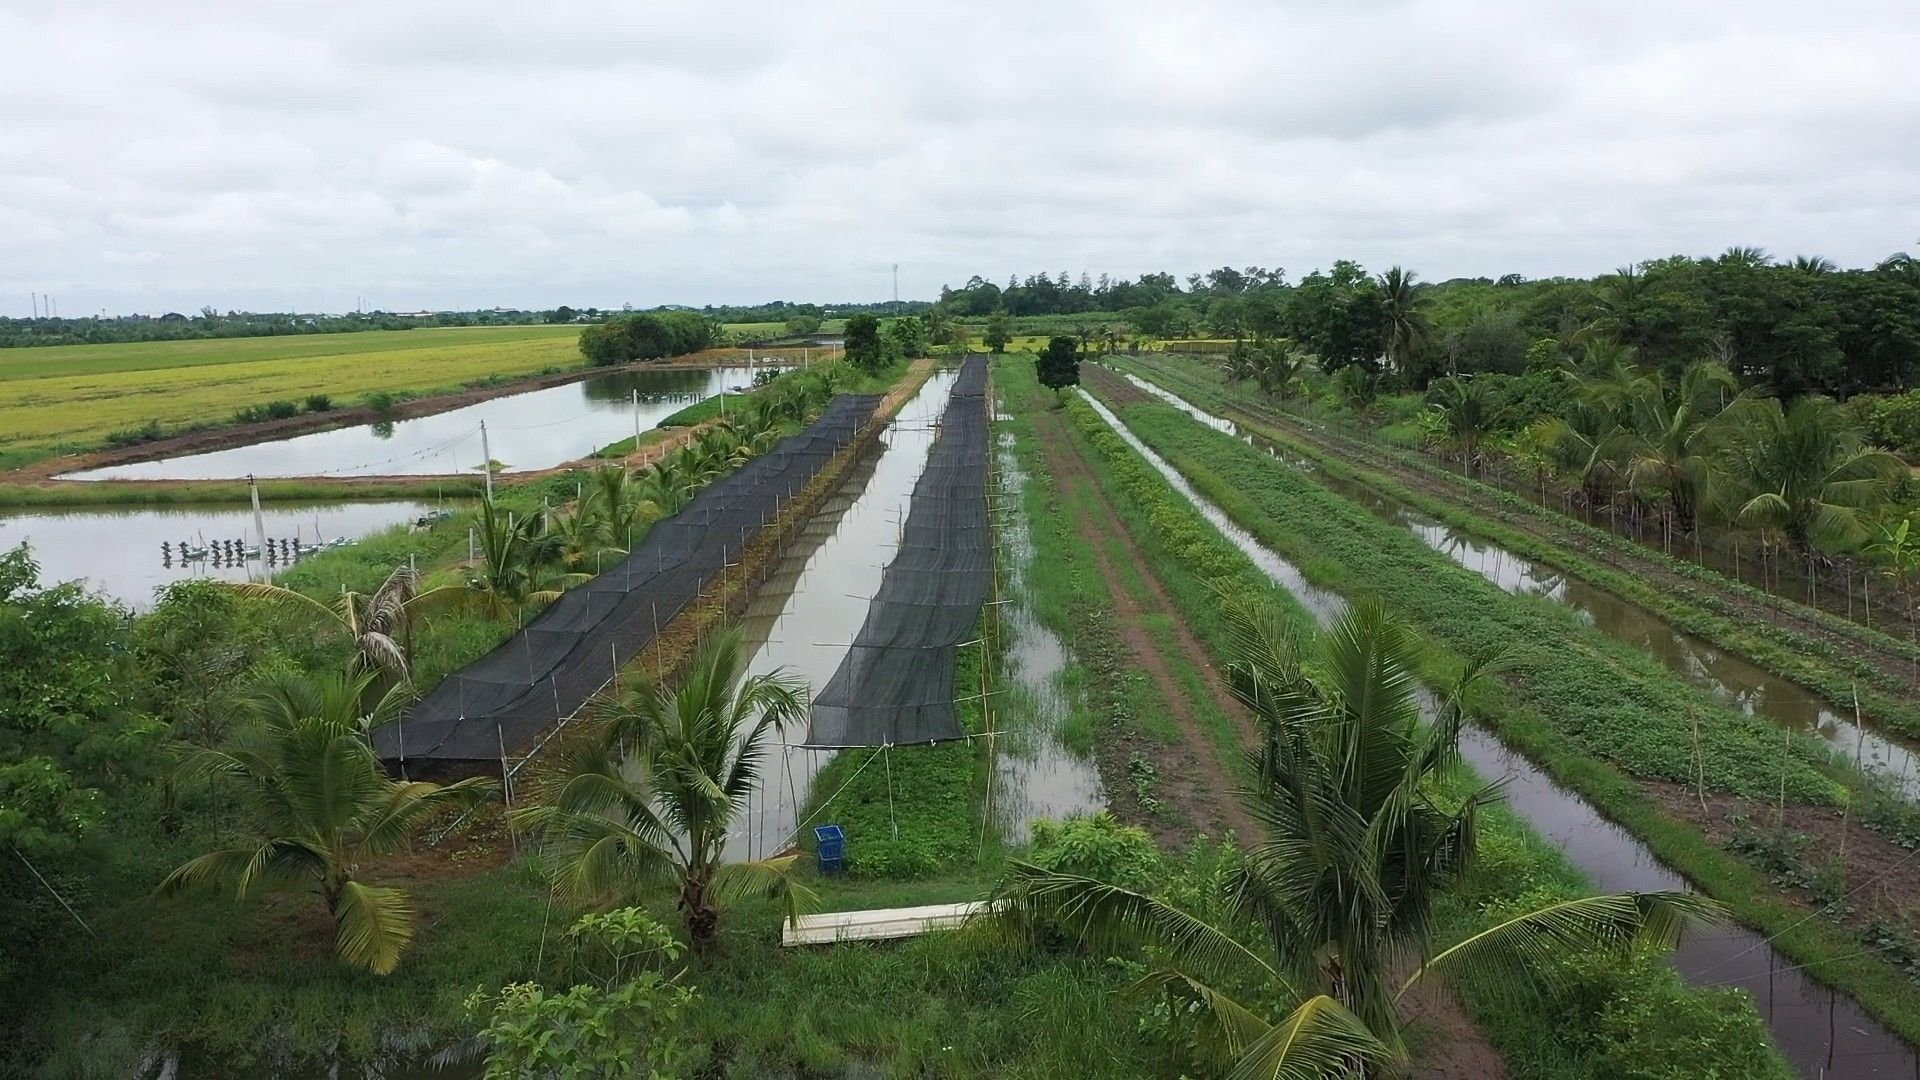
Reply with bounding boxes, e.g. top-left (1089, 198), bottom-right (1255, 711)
top-left (4, 0), bottom-right (1917, 316)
